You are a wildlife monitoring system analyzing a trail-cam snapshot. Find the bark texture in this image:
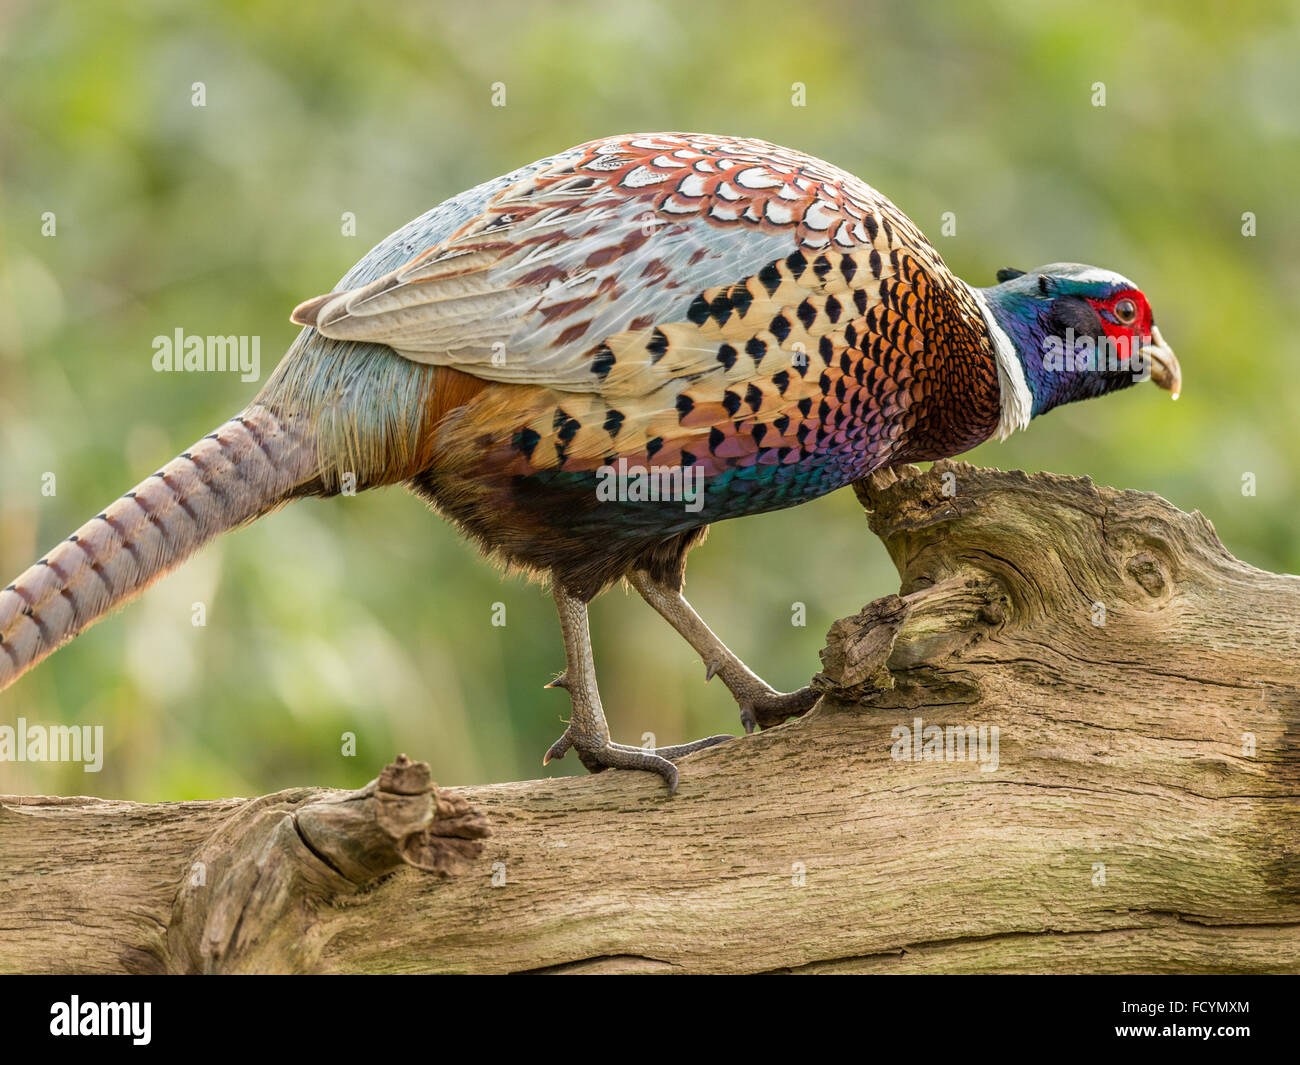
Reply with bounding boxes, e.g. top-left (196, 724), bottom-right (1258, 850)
top-left (1, 461), bottom-right (1297, 974)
